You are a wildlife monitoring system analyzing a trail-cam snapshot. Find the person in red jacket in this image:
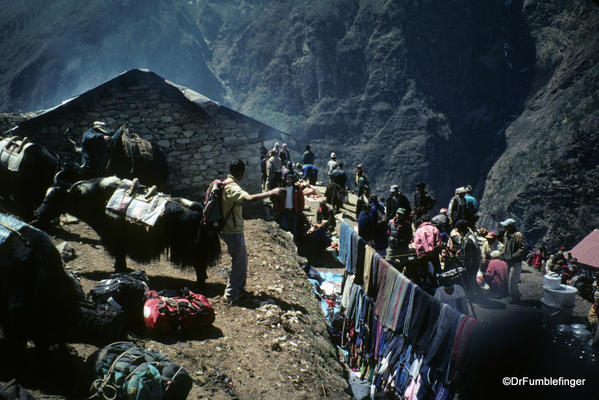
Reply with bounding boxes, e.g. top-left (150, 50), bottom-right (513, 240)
top-left (413, 215), bottom-right (442, 275)
top-left (483, 250), bottom-right (508, 297)
top-left (274, 174), bottom-right (305, 236)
